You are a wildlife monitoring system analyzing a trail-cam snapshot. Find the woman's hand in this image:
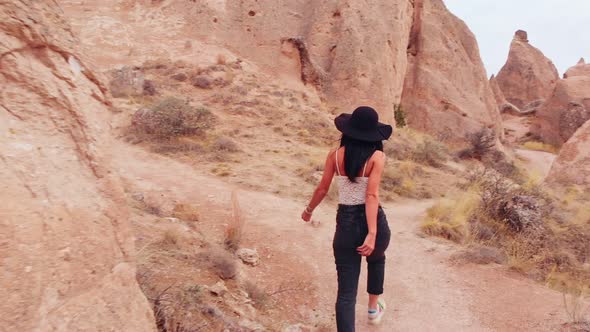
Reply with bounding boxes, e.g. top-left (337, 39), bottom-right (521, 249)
top-left (301, 209), bottom-right (312, 222)
top-left (357, 233), bottom-right (376, 256)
